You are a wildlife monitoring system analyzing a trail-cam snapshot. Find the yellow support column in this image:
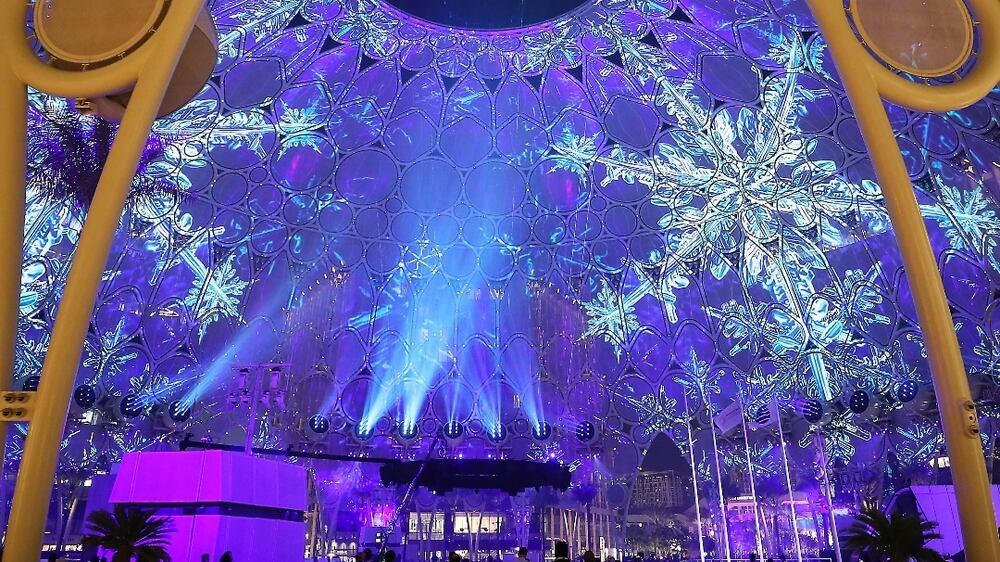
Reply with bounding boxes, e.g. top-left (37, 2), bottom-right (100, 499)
top-left (0, 2), bottom-right (205, 558)
top-left (0, 53), bottom-right (27, 535)
top-left (805, 1), bottom-right (1000, 561)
